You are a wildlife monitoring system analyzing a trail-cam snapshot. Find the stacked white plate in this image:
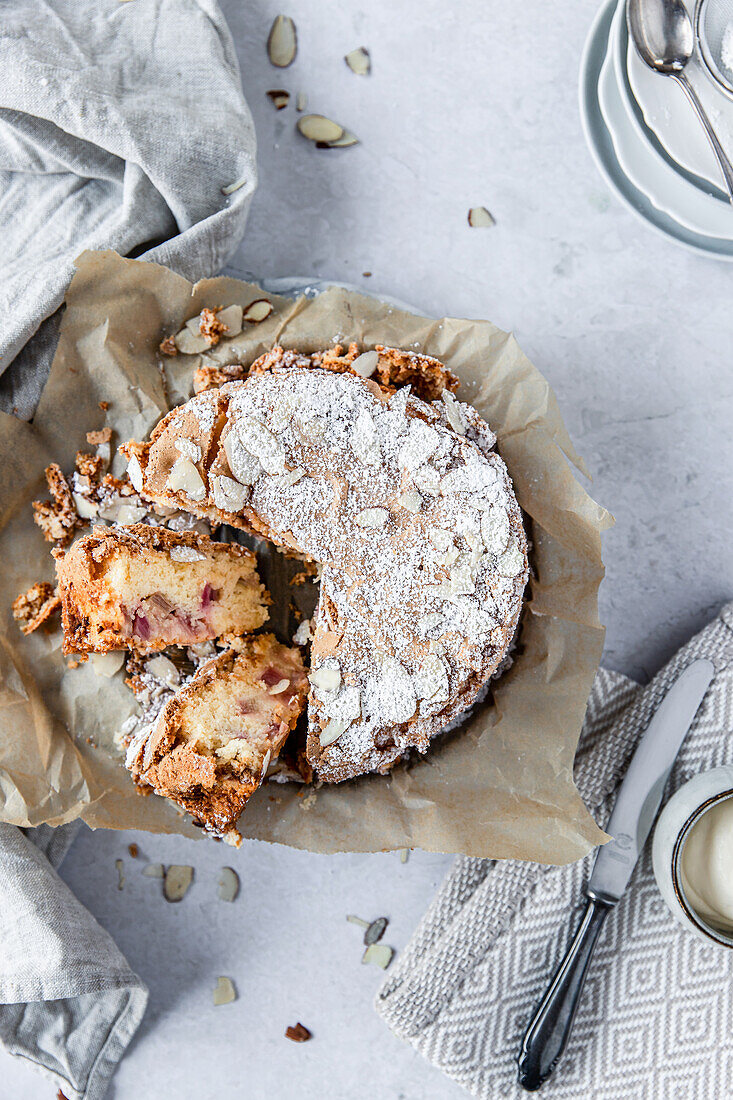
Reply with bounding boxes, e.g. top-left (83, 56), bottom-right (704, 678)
top-left (580, 0), bottom-right (733, 258)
